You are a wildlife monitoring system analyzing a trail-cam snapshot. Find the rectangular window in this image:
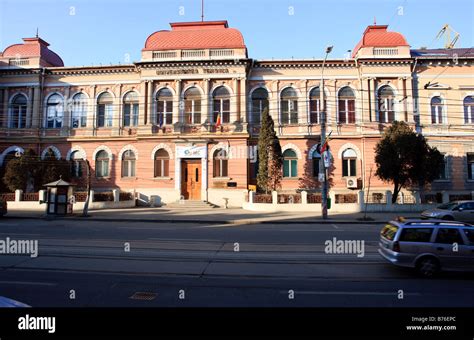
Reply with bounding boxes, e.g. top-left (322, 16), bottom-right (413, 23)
top-left (283, 159), bottom-right (297, 178)
top-left (399, 228), bottom-right (433, 243)
top-left (123, 105), bottom-right (131, 127)
top-left (313, 158), bottom-right (321, 177)
top-left (465, 105), bottom-right (474, 124)
top-left (105, 105), bottom-right (113, 127)
top-left (97, 105), bottom-right (105, 127)
top-left (431, 105), bottom-right (443, 124)
top-left (132, 104), bottom-right (139, 126)
top-left (338, 100), bottom-right (346, 123)
top-left (437, 155), bottom-right (448, 180)
top-left (435, 228), bottom-right (464, 245)
top-left (468, 153), bottom-right (474, 180)
top-left (342, 159), bottom-right (356, 177)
